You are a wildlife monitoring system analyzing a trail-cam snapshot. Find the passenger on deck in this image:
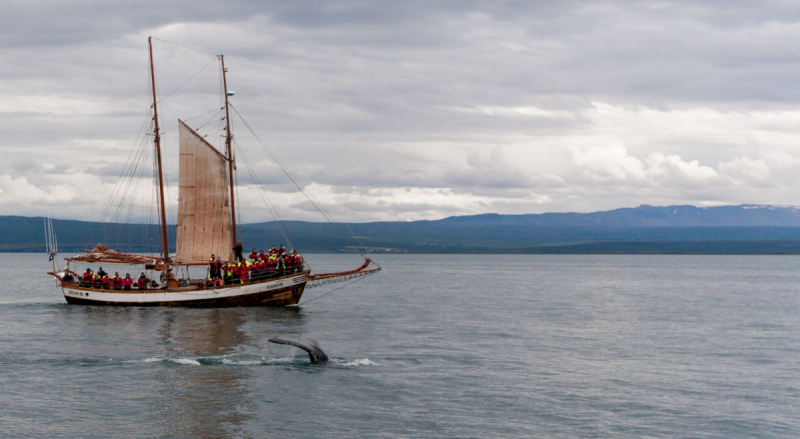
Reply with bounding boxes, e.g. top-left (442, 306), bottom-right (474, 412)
top-left (267, 254), bottom-right (277, 276)
top-left (92, 272), bottom-right (102, 289)
top-left (223, 263), bottom-right (234, 286)
top-left (258, 250), bottom-right (266, 261)
top-left (268, 246), bottom-right (277, 256)
top-left (284, 252), bottom-right (294, 271)
top-left (231, 262), bottom-right (241, 284)
top-left (97, 266), bottom-right (108, 279)
top-left (62, 272), bottom-right (75, 283)
top-left (82, 269), bottom-right (93, 287)
top-left (288, 250), bottom-right (303, 272)
top-left (234, 241), bottom-right (244, 262)
top-left (239, 260), bottom-right (251, 284)
top-left (101, 274), bottom-right (110, 289)
top-left (137, 273), bottom-right (150, 291)
top-left (112, 272), bottom-right (122, 290)
top-left (254, 257), bottom-right (266, 280)
top-left (277, 245), bottom-right (286, 256)
top-left (277, 253), bottom-right (286, 275)
top-left (209, 255), bottom-right (220, 279)
top-left (123, 274), bottom-right (133, 290)
top-left (249, 249), bottom-right (258, 261)
top-left (208, 253), bottom-right (216, 274)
